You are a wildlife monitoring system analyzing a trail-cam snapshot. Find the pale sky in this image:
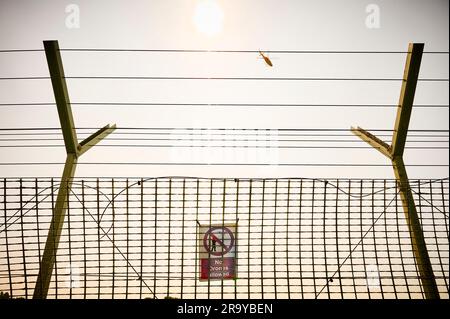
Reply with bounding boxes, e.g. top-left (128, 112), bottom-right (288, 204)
top-left (0, 0), bottom-right (448, 179)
